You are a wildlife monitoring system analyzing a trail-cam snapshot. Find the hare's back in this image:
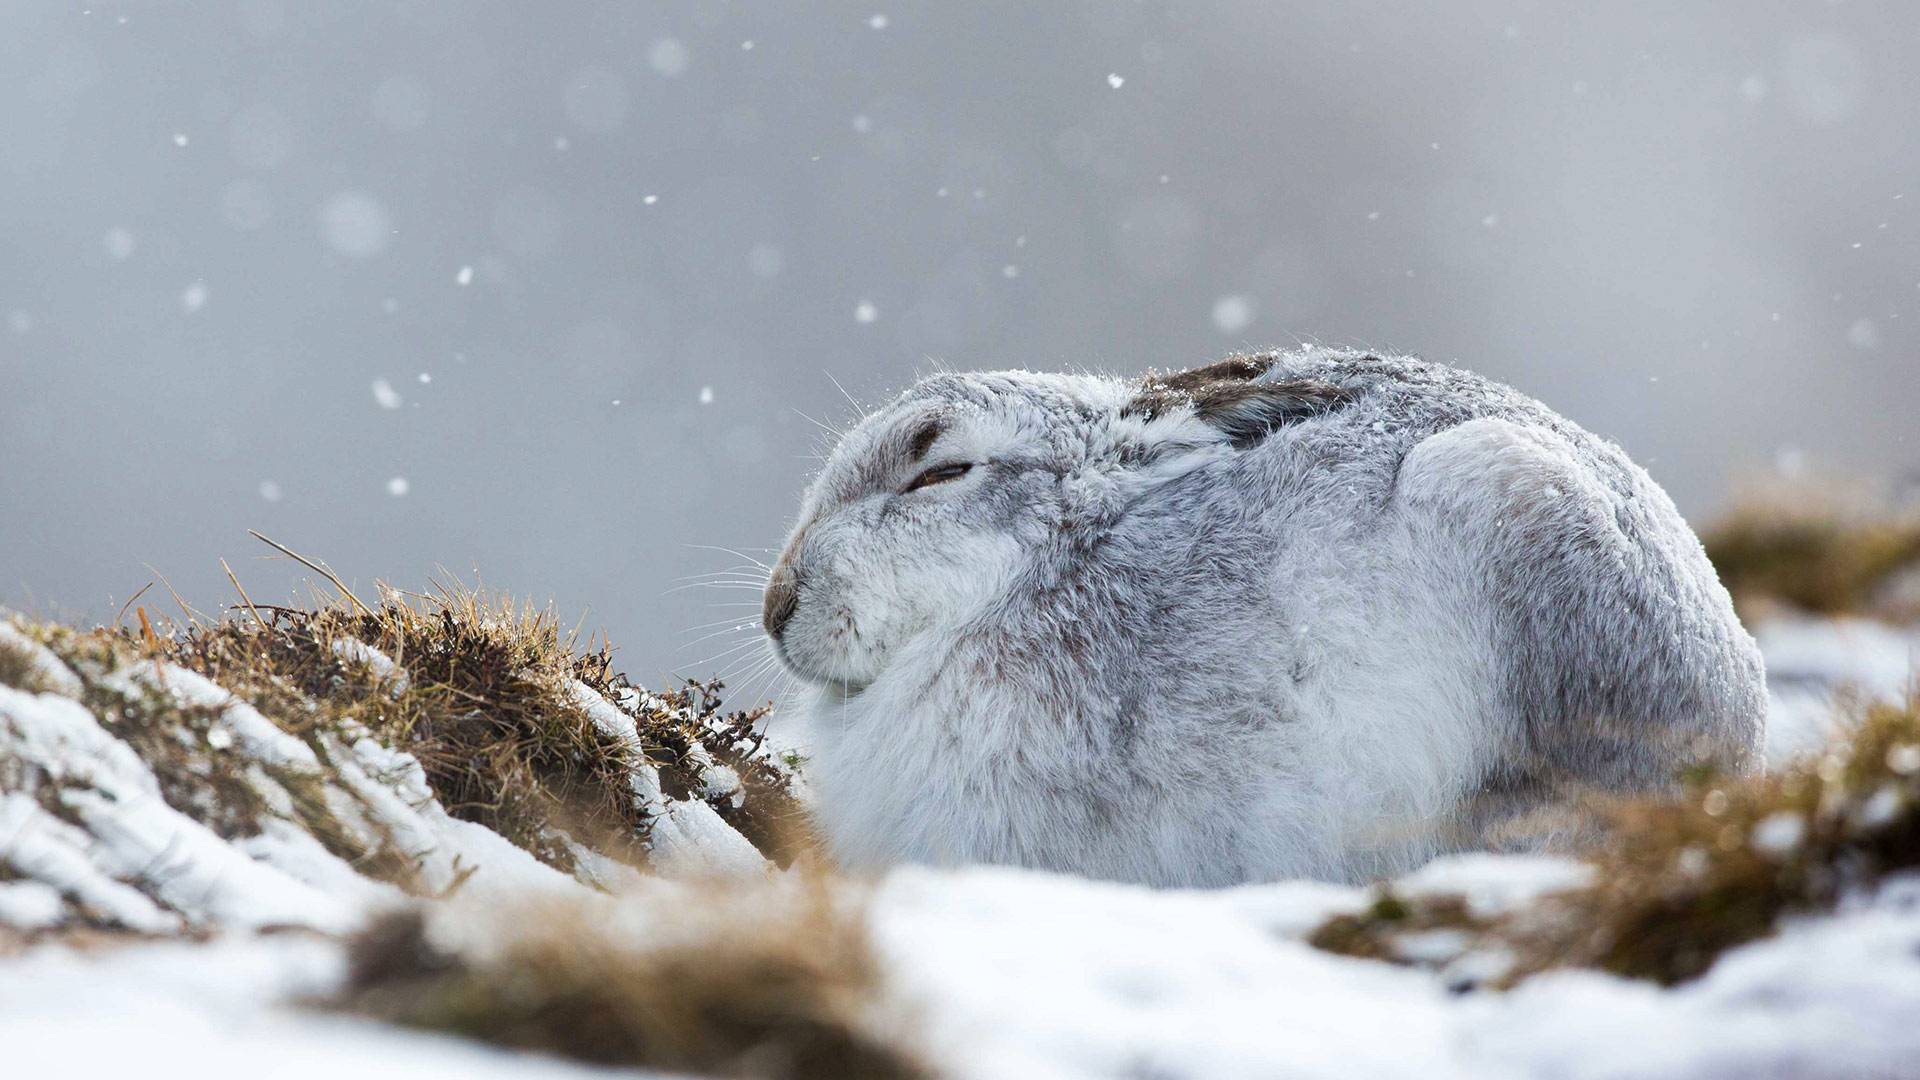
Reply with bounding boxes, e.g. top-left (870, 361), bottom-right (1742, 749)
top-left (1387, 414), bottom-right (1765, 799)
top-left (1261, 349), bottom-right (1765, 790)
